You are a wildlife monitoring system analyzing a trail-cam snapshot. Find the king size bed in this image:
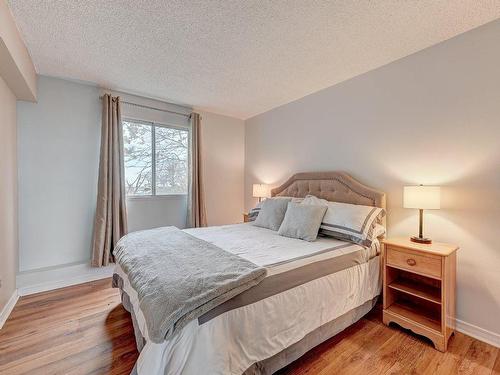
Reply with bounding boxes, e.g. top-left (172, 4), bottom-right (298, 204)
top-left (113, 172), bottom-right (386, 375)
